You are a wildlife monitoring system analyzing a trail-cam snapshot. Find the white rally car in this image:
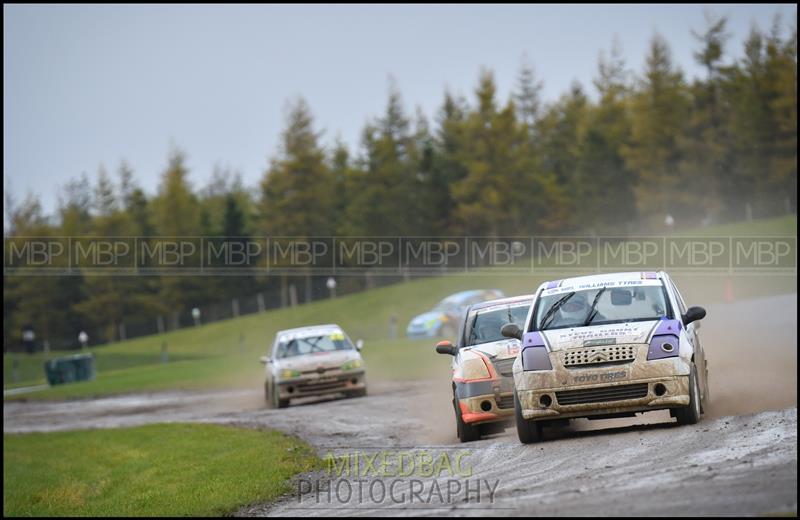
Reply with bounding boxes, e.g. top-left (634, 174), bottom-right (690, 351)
top-left (502, 271), bottom-right (709, 443)
top-left (260, 324), bottom-right (367, 408)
